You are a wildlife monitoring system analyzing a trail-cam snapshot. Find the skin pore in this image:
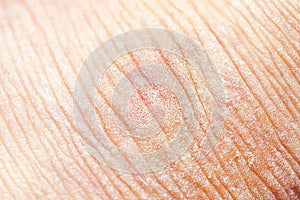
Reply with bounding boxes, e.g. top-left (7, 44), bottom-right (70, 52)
top-left (0, 0), bottom-right (299, 199)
